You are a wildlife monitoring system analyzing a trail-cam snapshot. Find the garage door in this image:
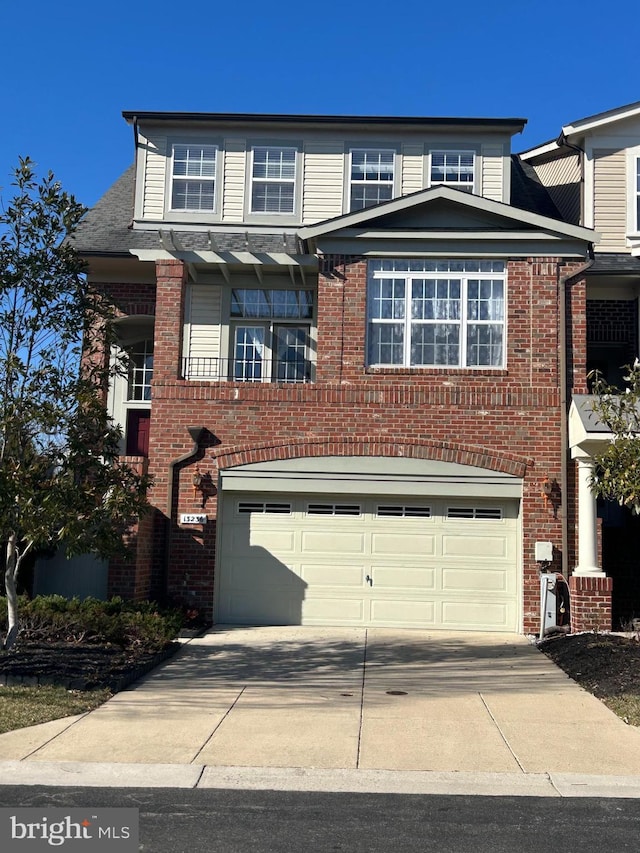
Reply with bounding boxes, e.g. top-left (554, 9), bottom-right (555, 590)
top-left (216, 493), bottom-right (519, 631)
